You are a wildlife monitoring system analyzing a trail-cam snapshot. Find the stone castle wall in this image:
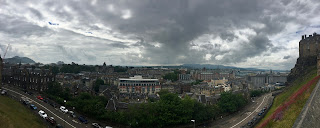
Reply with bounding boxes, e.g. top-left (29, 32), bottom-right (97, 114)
top-left (299, 33), bottom-right (320, 57)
